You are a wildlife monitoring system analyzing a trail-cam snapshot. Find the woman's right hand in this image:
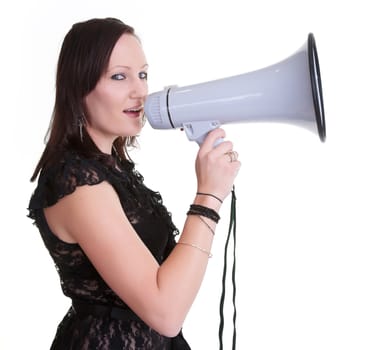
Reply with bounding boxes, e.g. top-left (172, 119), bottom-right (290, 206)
top-left (195, 128), bottom-right (241, 203)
